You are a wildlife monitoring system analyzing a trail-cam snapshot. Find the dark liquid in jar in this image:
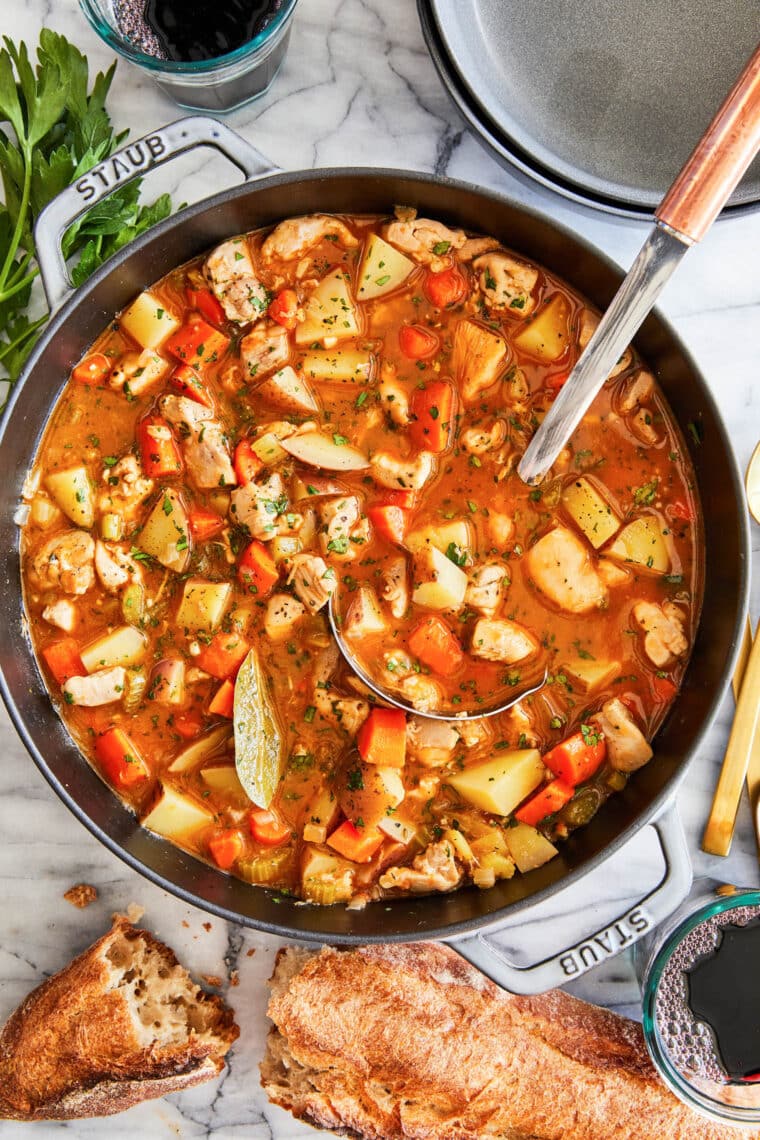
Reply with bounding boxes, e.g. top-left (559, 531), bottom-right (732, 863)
top-left (144, 0), bottom-right (284, 62)
top-left (686, 917), bottom-right (760, 1081)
